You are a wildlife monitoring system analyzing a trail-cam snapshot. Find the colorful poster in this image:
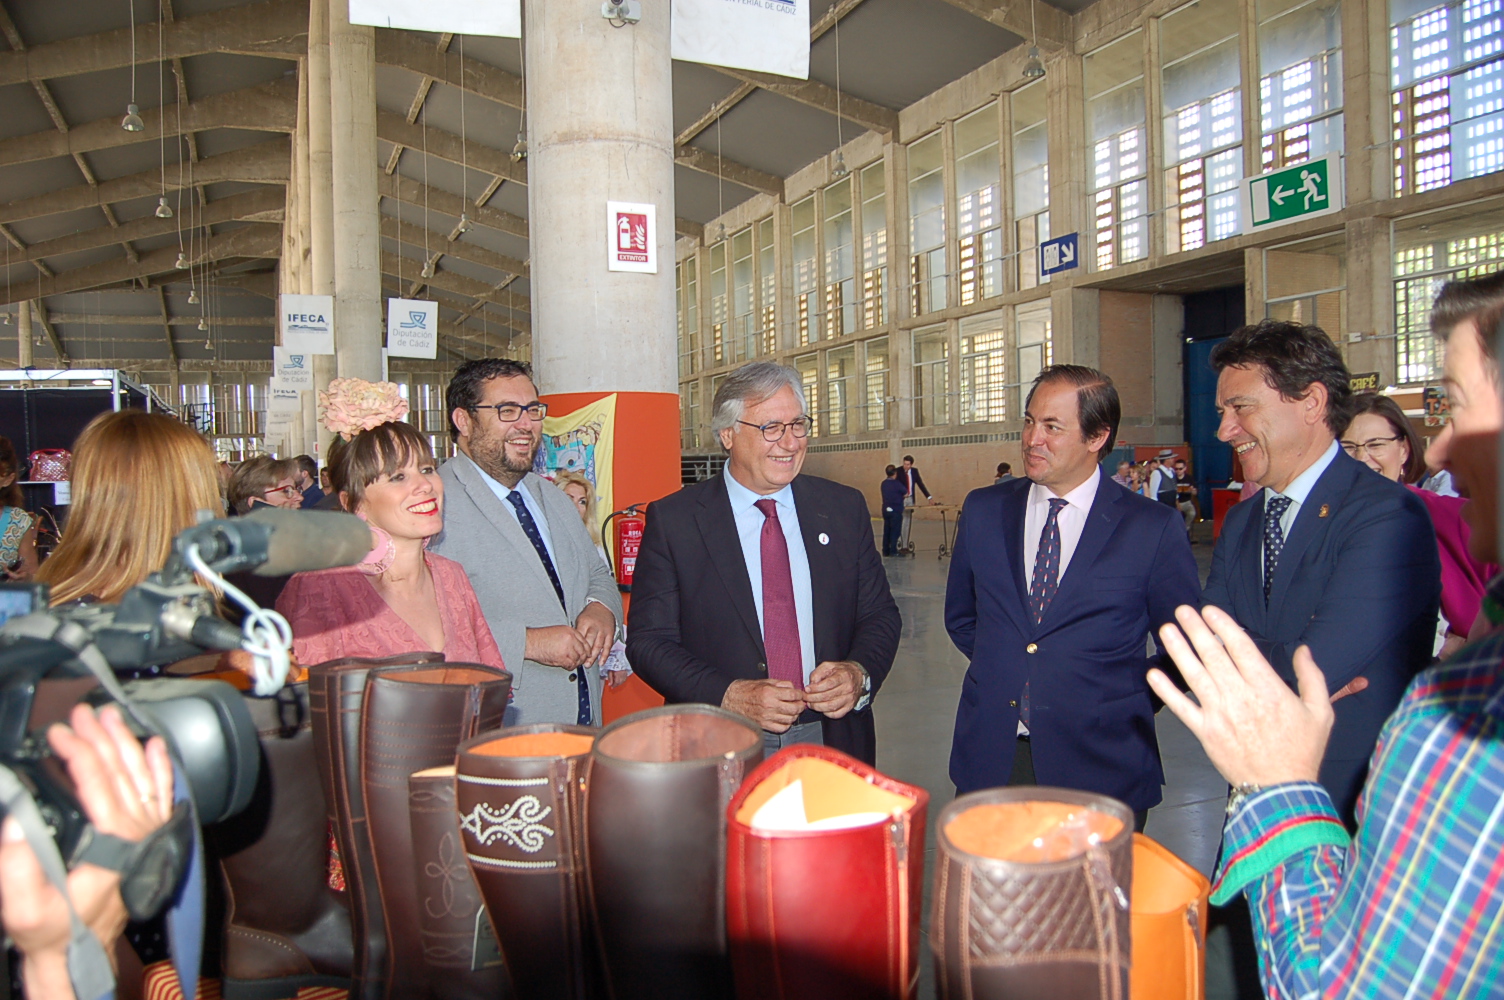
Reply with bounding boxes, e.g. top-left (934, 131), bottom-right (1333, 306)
top-left (532, 394), bottom-right (617, 535)
top-left (348, 0), bottom-right (520, 37)
top-left (672, 0), bottom-right (810, 79)
top-left (606, 202), bottom-right (658, 274)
